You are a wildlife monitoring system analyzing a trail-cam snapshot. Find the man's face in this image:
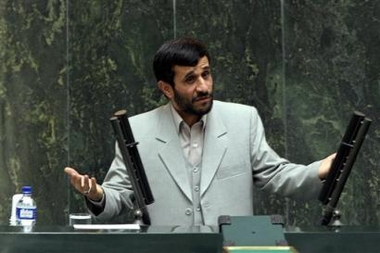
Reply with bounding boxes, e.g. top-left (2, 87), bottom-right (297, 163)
top-left (171, 56), bottom-right (213, 118)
